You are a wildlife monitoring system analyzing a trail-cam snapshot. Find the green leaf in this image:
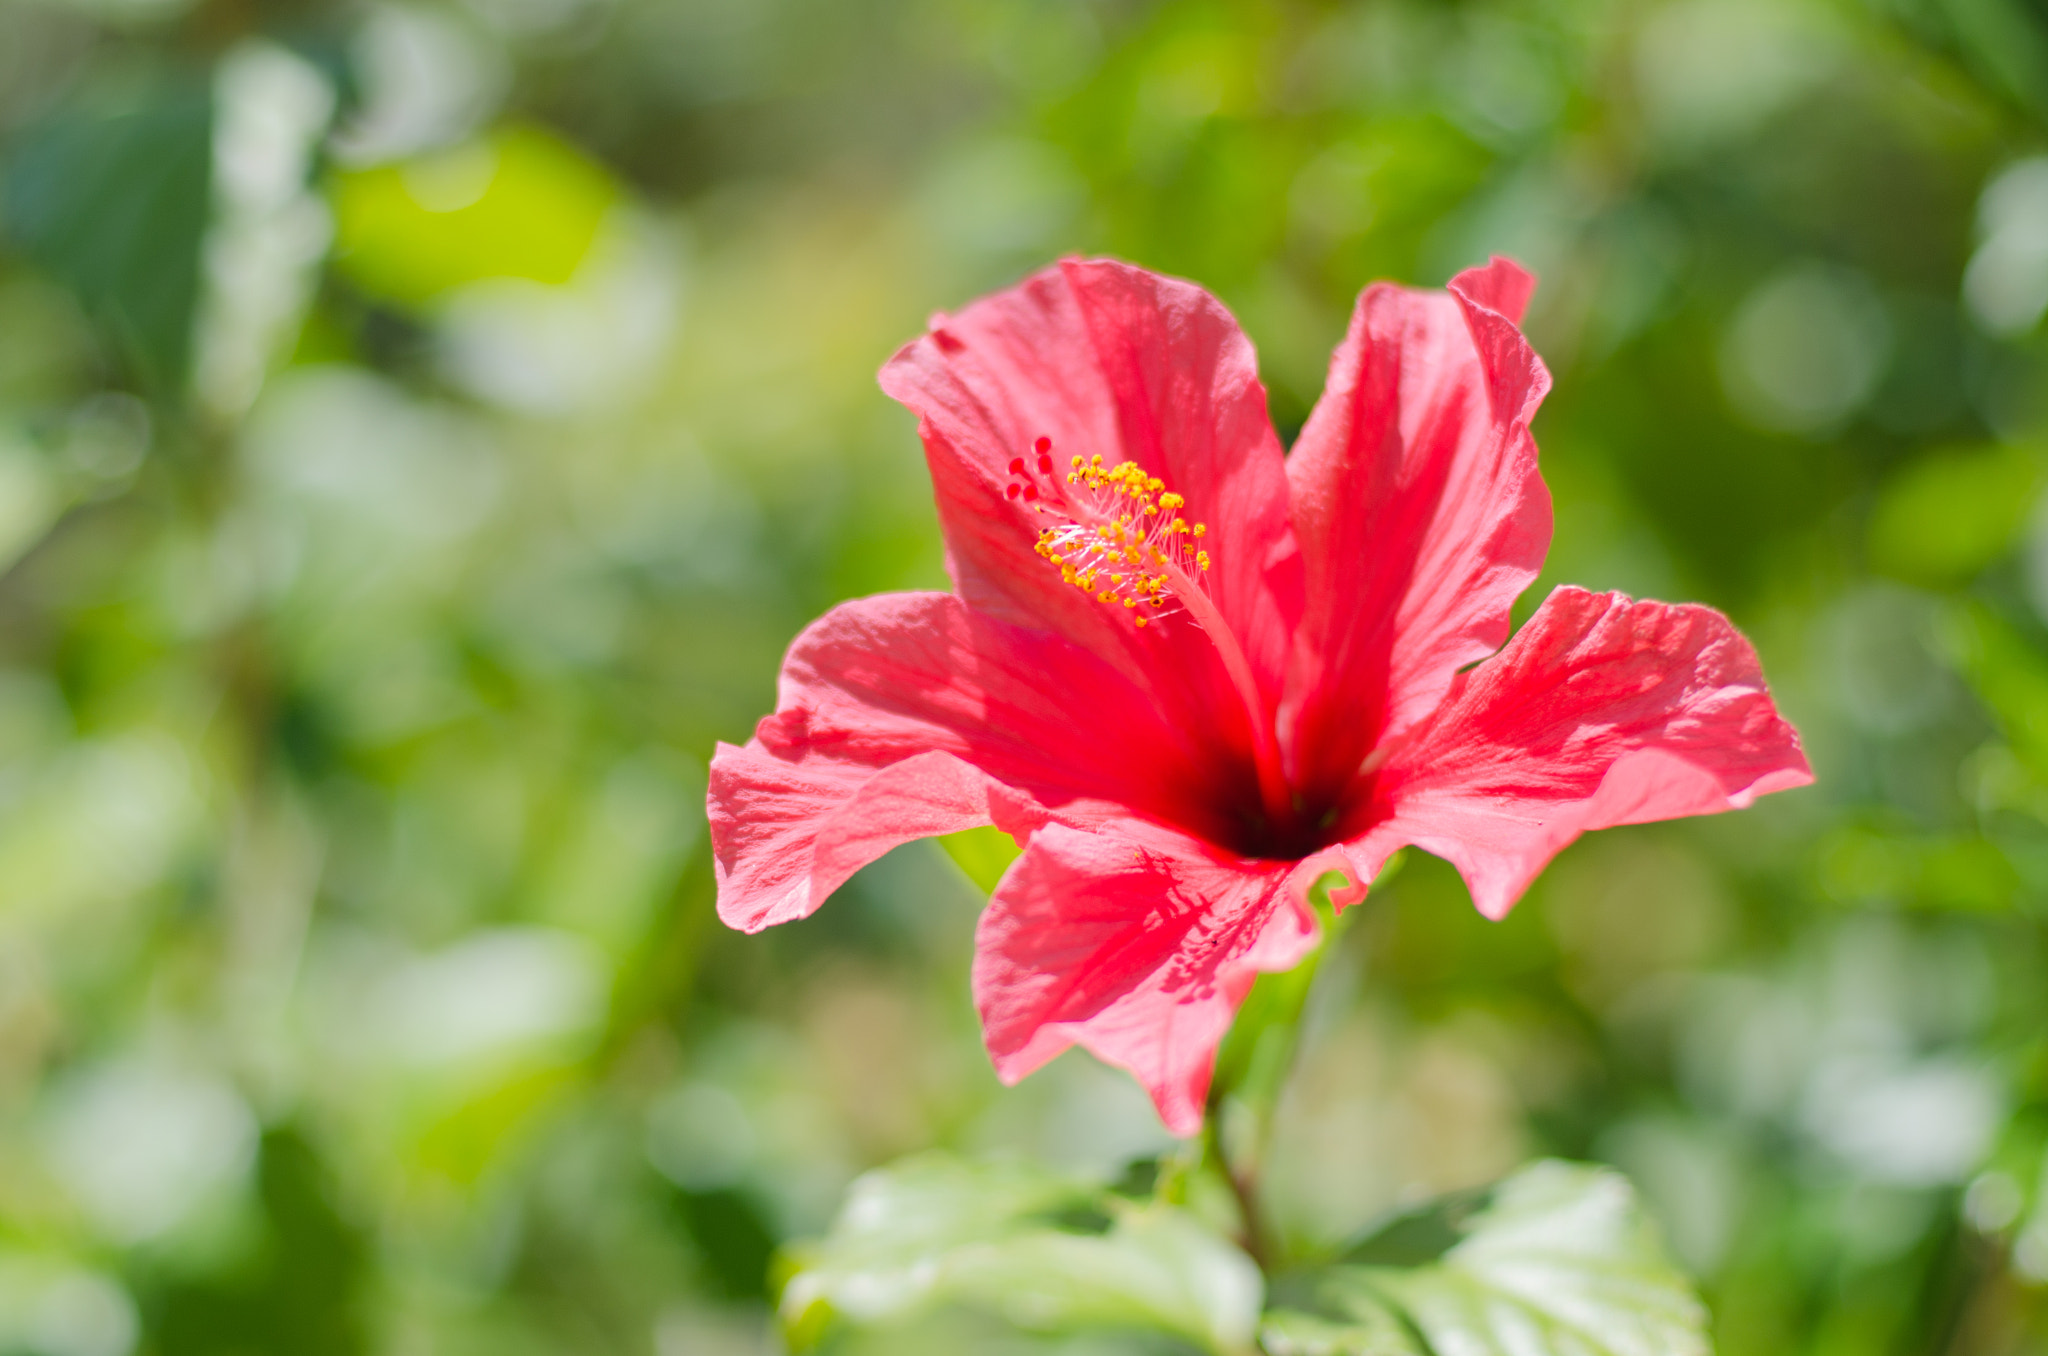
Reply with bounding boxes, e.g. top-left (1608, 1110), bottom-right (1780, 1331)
top-left (1259, 1303), bottom-right (1424, 1355)
top-left (1263, 1161), bottom-right (1709, 1356)
top-left (3, 83), bottom-right (214, 391)
top-left (1946, 601), bottom-right (2048, 779)
top-left (779, 1152), bottom-right (1261, 1353)
top-left (936, 824), bottom-right (1021, 893)
top-left (328, 123), bottom-right (620, 307)
top-left (1867, 443), bottom-right (2043, 588)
